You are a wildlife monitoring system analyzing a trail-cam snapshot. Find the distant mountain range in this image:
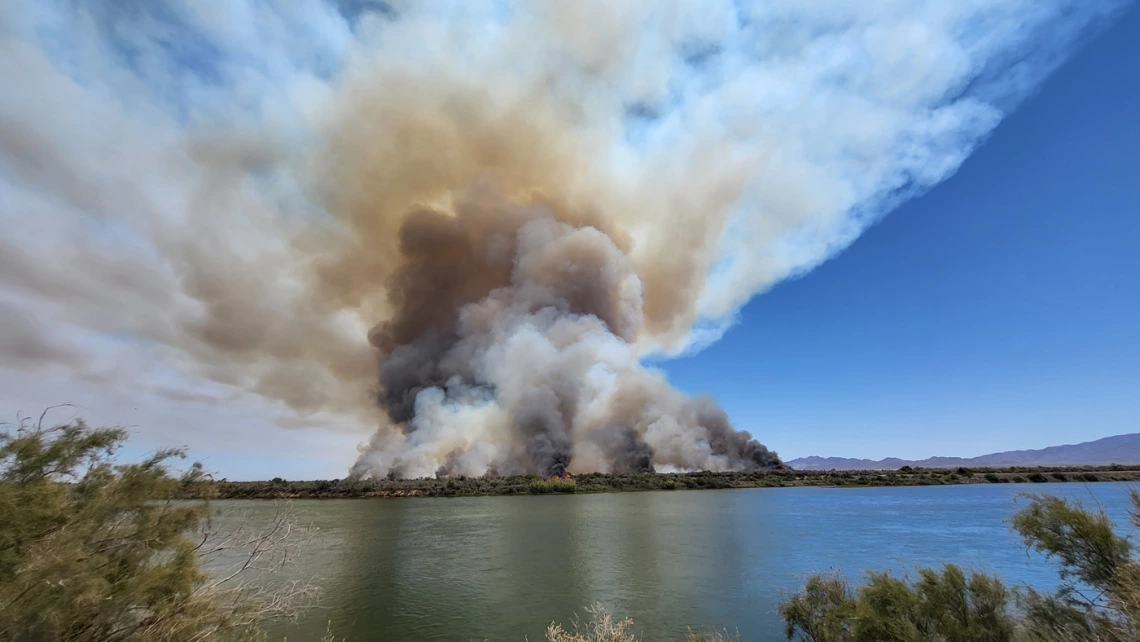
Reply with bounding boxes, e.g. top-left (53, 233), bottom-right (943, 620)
top-left (786, 433), bottom-right (1140, 471)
